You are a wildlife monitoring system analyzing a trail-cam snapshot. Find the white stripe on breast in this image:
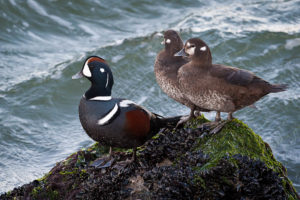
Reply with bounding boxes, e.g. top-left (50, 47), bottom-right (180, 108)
top-left (119, 100), bottom-right (136, 107)
top-left (97, 103), bottom-right (119, 125)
